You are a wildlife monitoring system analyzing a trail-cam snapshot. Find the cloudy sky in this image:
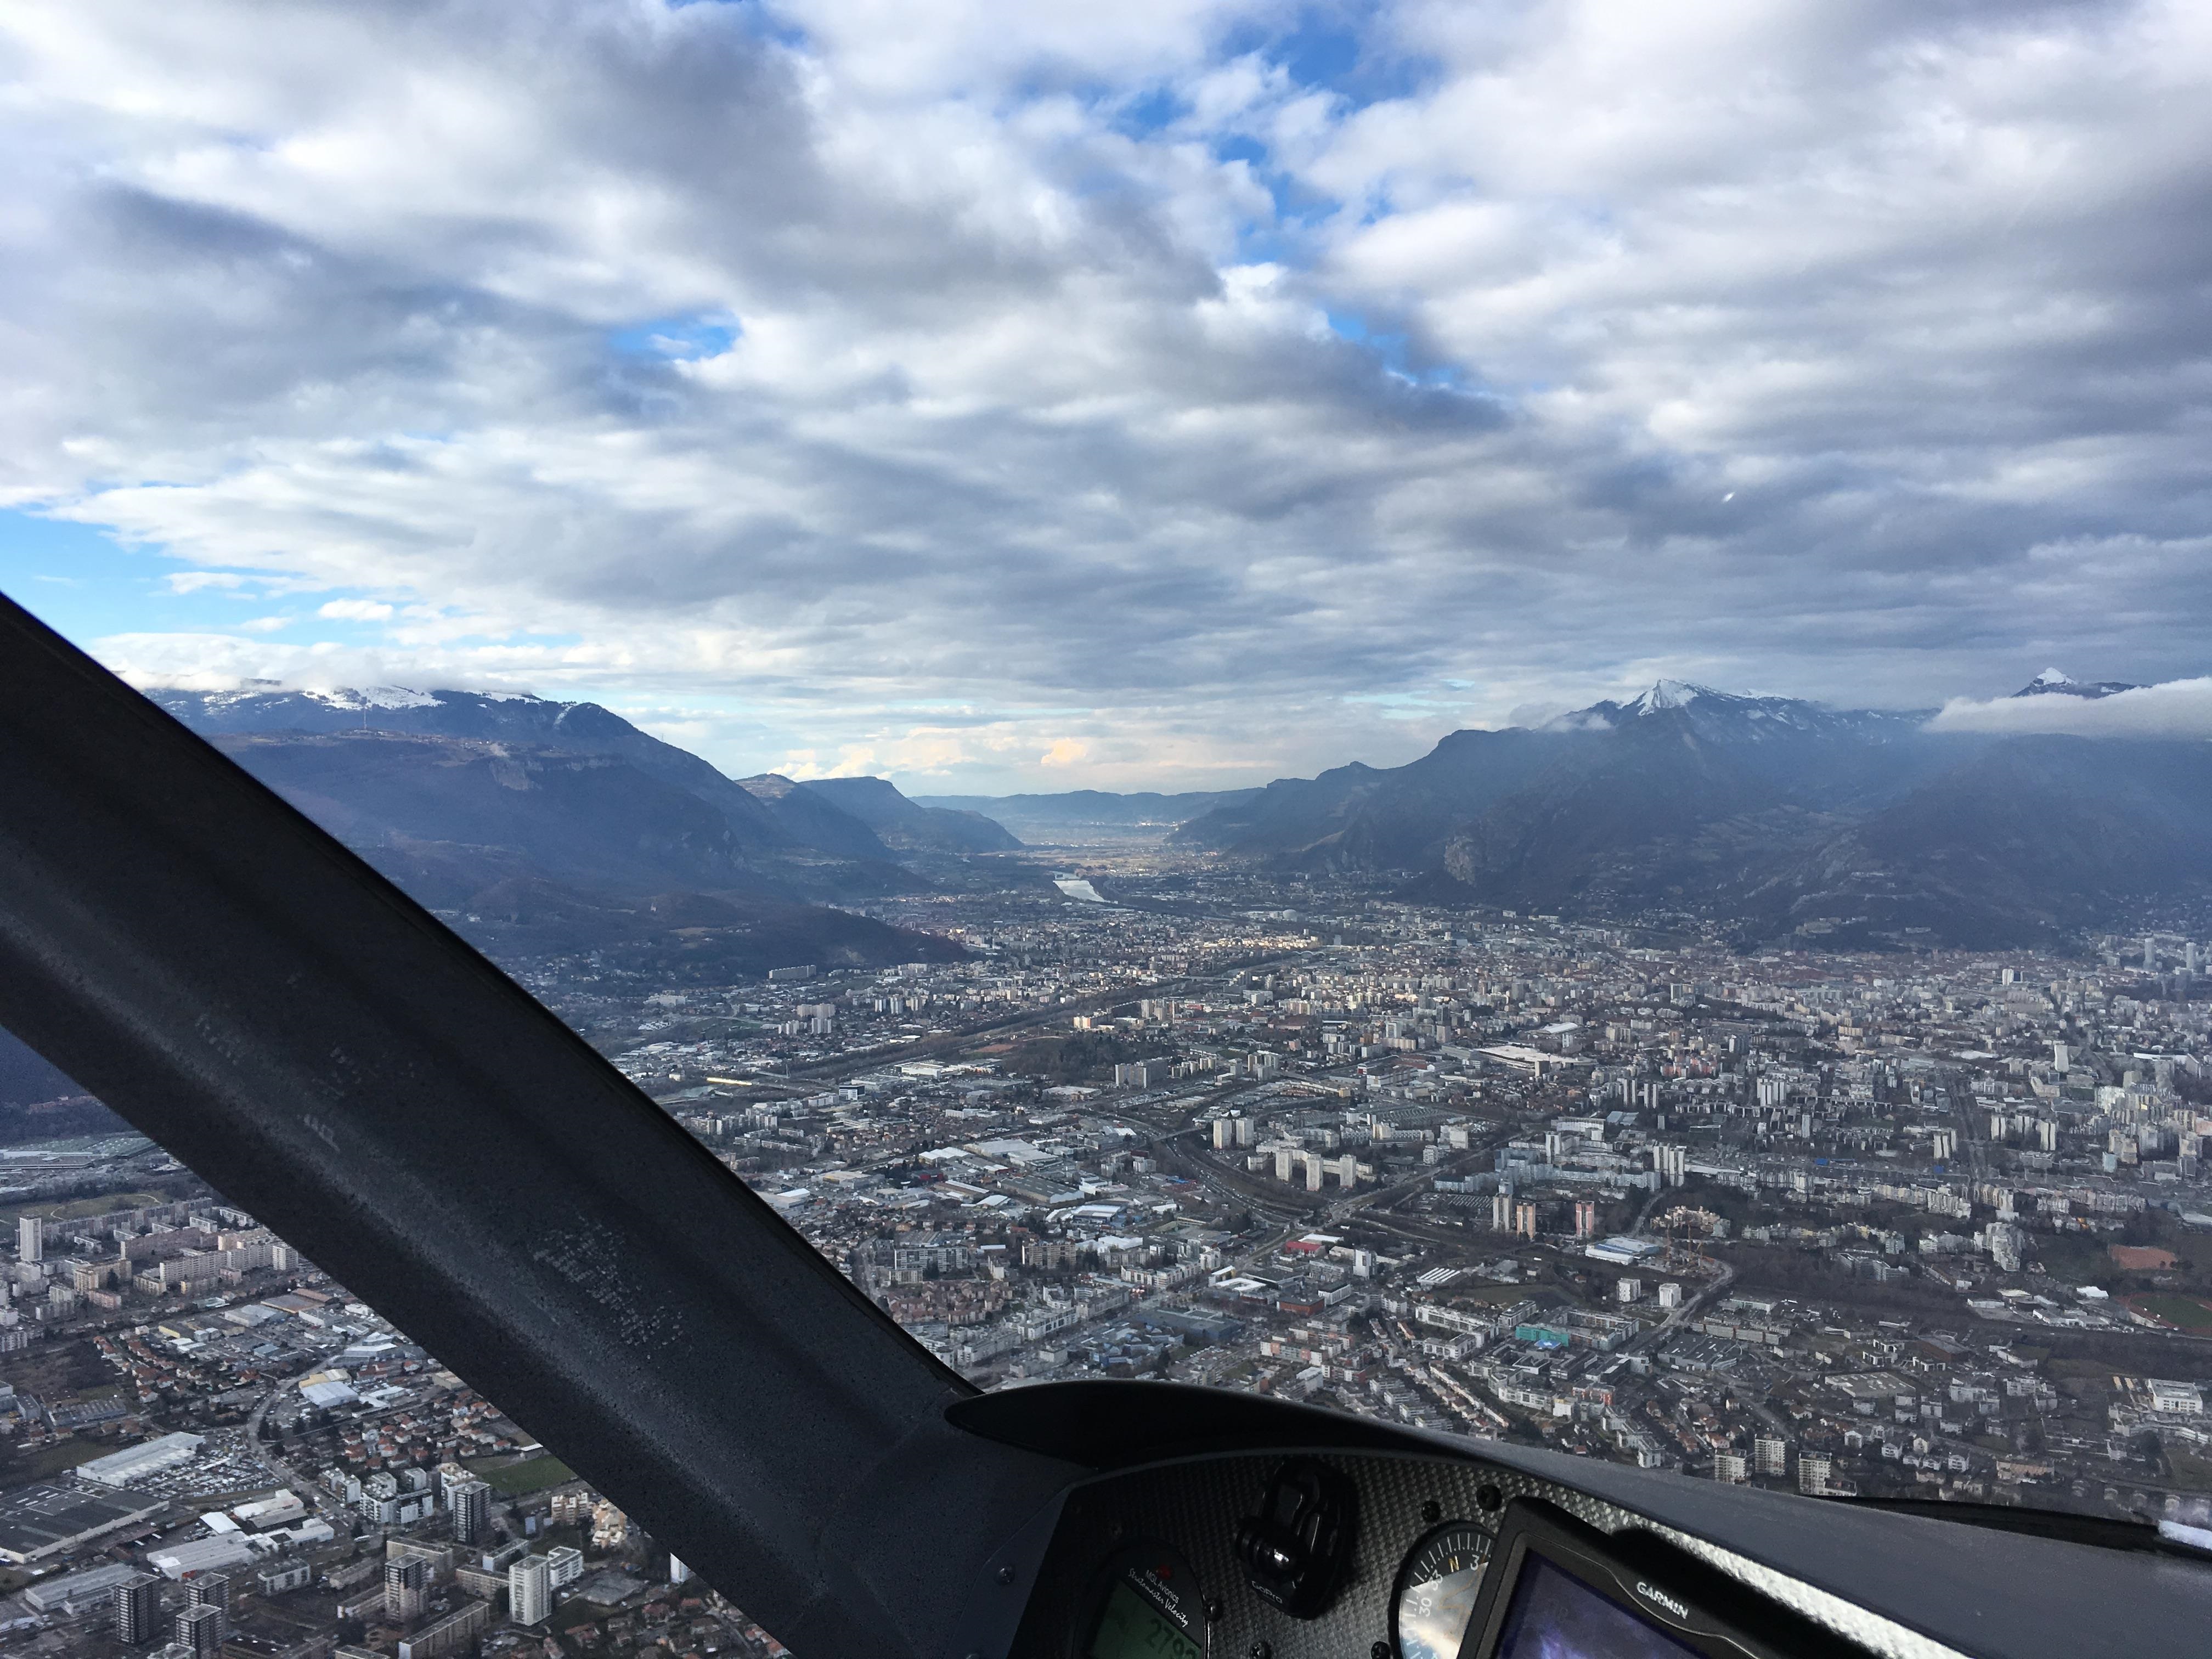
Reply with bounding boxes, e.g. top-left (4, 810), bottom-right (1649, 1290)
top-left (3, 1), bottom-right (2208, 790)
